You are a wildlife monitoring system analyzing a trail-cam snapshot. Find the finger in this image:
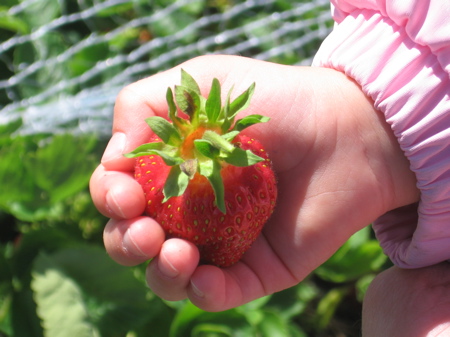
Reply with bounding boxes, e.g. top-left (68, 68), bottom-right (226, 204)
top-left (100, 69), bottom-right (181, 172)
top-left (186, 233), bottom-right (302, 312)
top-left (146, 238), bottom-right (200, 301)
top-left (103, 216), bottom-right (165, 266)
top-left (90, 164), bottom-right (145, 219)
